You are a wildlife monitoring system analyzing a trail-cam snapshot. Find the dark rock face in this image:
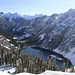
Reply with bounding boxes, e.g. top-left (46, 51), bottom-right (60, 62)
top-left (0, 14), bottom-right (15, 30)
